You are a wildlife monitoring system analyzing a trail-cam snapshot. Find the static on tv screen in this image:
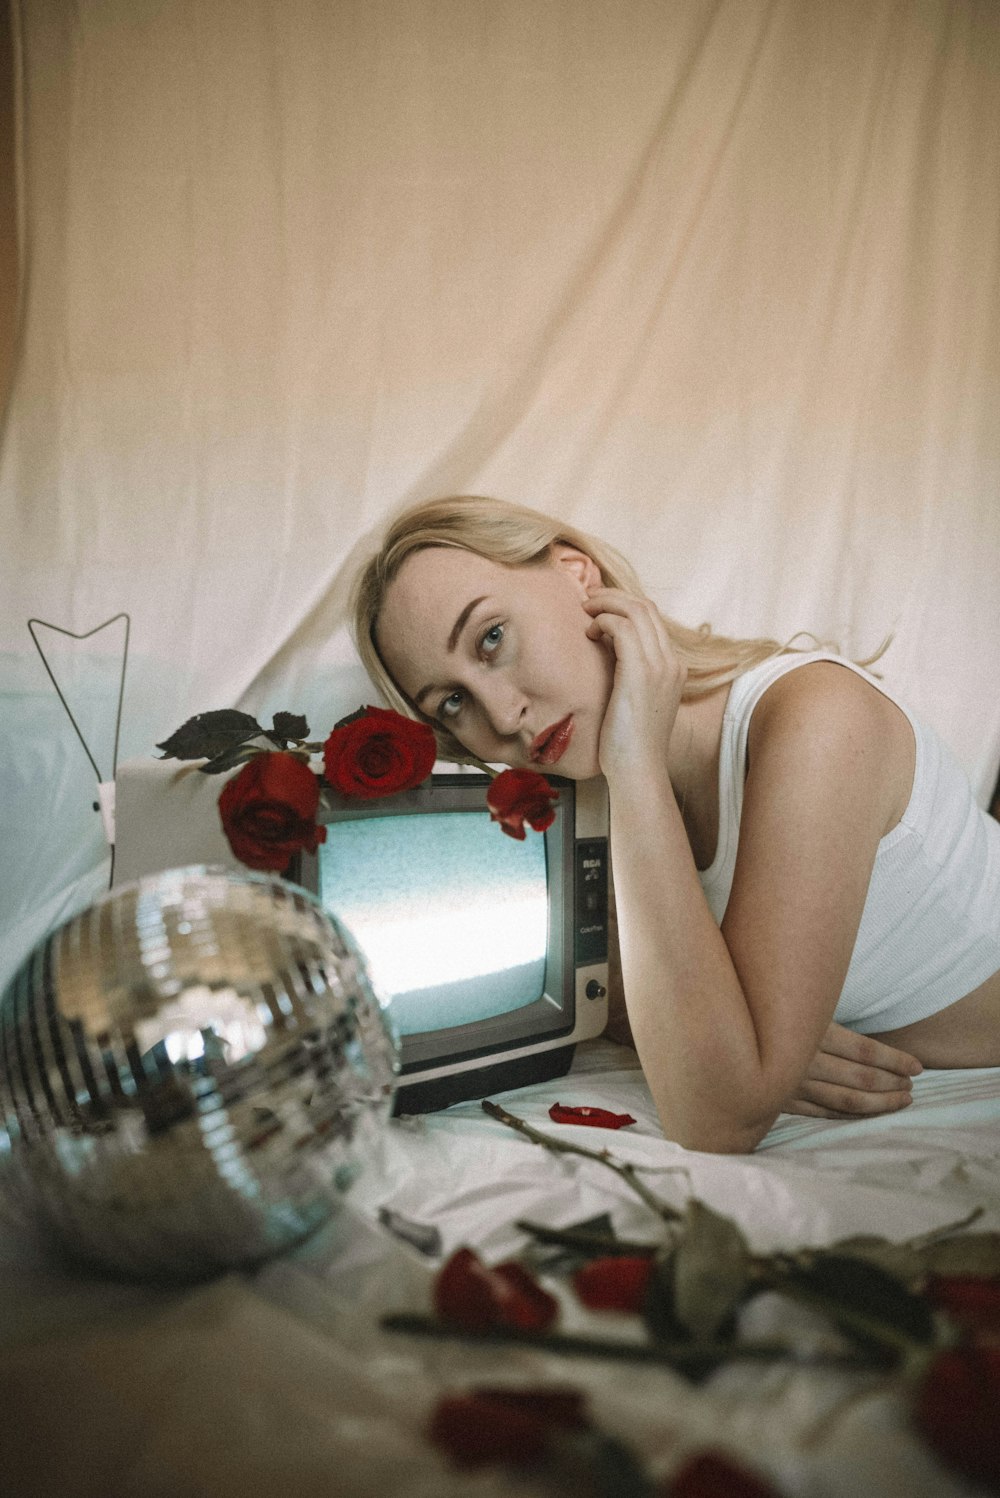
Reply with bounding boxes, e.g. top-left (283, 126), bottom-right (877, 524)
top-left (317, 810), bottom-right (549, 1036)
